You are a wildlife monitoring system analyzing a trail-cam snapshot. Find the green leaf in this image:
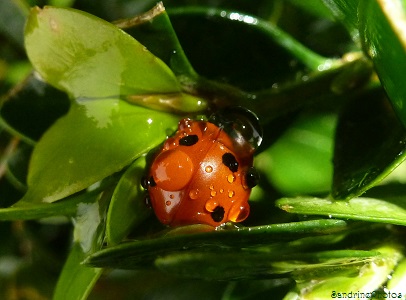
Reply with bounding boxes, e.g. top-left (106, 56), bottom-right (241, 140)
top-left (155, 249), bottom-right (380, 280)
top-left (0, 186), bottom-right (107, 220)
top-left (53, 243), bottom-right (102, 300)
top-left (332, 90), bottom-right (406, 199)
top-left (276, 196), bottom-right (406, 226)
top-left (85, 219), bottom-right (349, 269)
top-left (386, 258), bottom-right (406, 294)
top-left (359, 0), bottom-right (406, 128)
top-left (24, 6), bottom-right (181, 99)
top-left (21, 100), bottom-right (178, 203)
top-left (256, 112), bottom-right (337, 195)
top-left (106, 156), bottom-right (150, 245)
top-left (295, 245), bottom-right (402, 299)
top-left (53, 189), bottom-right (110, 300)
